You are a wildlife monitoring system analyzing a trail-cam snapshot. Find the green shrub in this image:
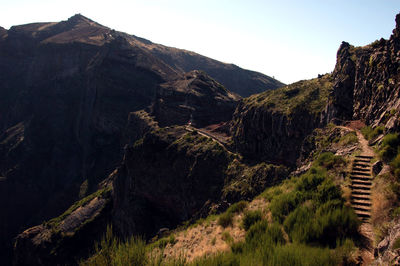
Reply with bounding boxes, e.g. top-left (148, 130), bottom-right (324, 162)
top-left (379, 133), bottom-right (400, 162)
top-left (269, 191), bottom-right (303, 222)
top-left (392, 207), bottom-right (400, 218)
top-left (218, 211), bottom-right (234, 228)
top-left (222, 231), bottom-right (234, 244)
top-left (242, 210), bottom-right (262, 230)
top-left (227, 201), bottom-right (248, 214)
top-left (315, 152), bottom-right (345, 169)
top-left (391, 154), bottom-right (400, 179)
top-left (296, 166), bottom-right (325, 191)
top-left (393, 237), bottom-right (400, 250)
top-left (245, 219), bottom-right (269, 244)
top-left (261, 186), bottom-right (283, 201)
top-left (314, 179), bottom-right (343, 204)
top-left (81, 226), bottom-right (147, 266)
top-left (271, 243), bottom-right (338, 266)
top-left (283, 201), bottom-right (359, 247)
top-left (339, 132), bottom-right (358, 146)
top-left (362, 125), bottom-right (385, 140)
top-left (218, 201), bottom-right (249, 228)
